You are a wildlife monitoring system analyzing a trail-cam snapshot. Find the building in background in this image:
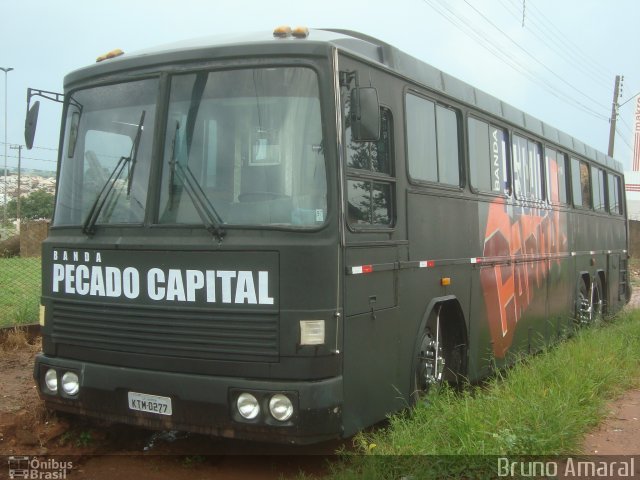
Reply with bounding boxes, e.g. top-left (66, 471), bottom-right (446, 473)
top-left (625, 95), bottom-right (640, 220)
